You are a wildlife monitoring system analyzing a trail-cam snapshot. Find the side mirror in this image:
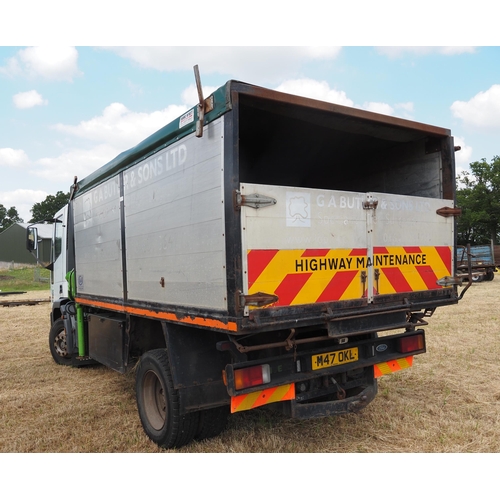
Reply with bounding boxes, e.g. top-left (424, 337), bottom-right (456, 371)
top-left (27, 226), bottom-right (39, 252)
